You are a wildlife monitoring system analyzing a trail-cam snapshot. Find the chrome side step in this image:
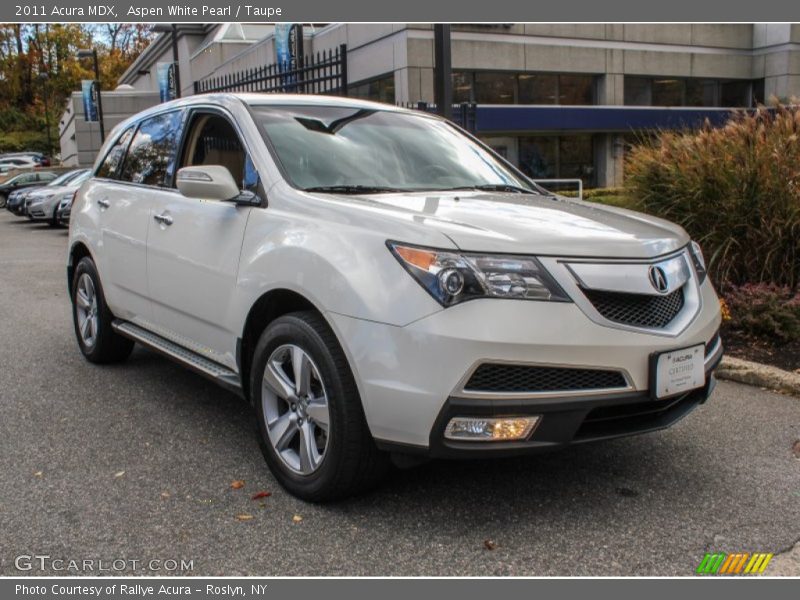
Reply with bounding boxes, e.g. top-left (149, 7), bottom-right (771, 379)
top-left (112, 320), bottom-right (243, 397)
